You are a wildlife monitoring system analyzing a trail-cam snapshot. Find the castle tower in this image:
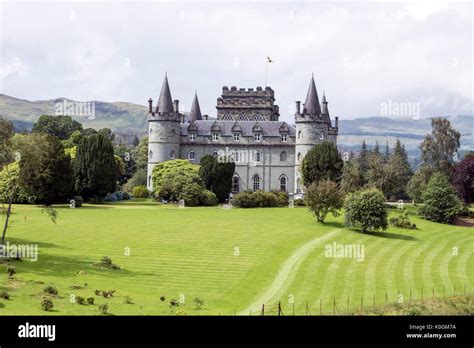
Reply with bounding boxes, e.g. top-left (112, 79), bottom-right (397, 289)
top-left (294, 75), bottom-right (338, 193)
top-left (147, 74), bottom-right (181, 190)
top-left (188, 92), bottom-right (203, 122)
